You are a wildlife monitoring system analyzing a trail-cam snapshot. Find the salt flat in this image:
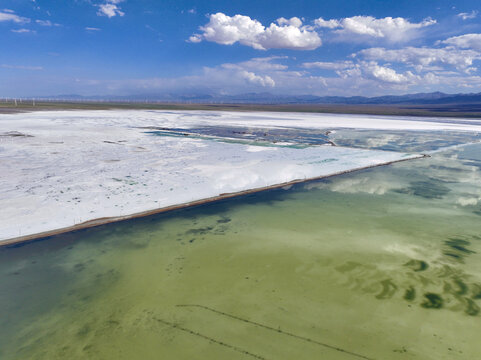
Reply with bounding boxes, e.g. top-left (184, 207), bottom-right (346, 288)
top-left (3, 109), bottom-right (475, 243)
